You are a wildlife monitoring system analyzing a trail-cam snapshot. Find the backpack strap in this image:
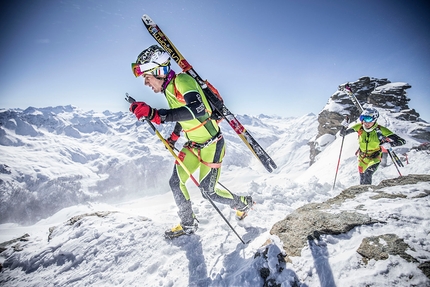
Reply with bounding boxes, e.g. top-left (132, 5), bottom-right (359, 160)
top-left (374, 125), bottom-right (385, 142)
top-left (172, 76), bottom-right (220, 134)
top-left (173, 78), bottom-right (186, 104)
top-left (358, 124), bottom-right (383, 140)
